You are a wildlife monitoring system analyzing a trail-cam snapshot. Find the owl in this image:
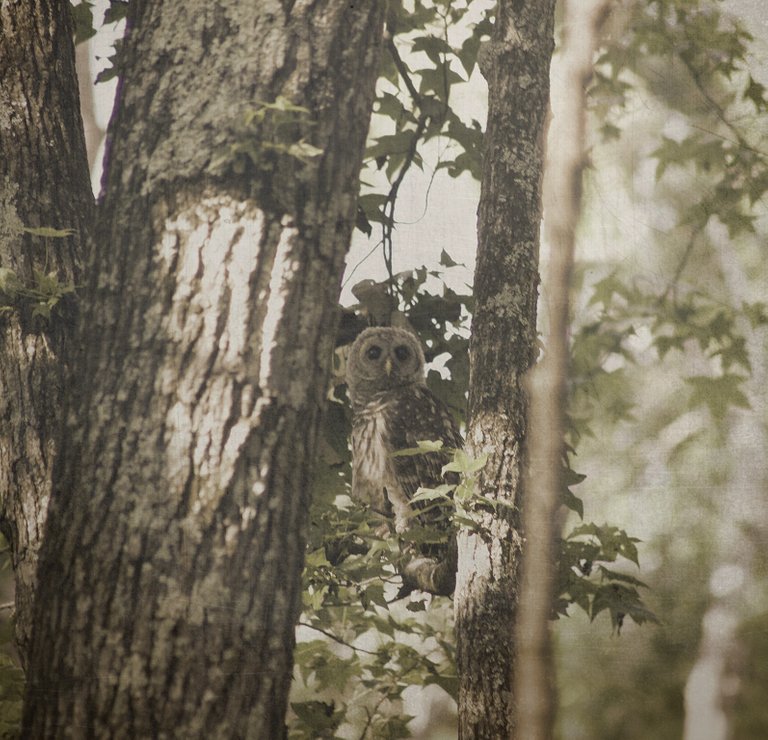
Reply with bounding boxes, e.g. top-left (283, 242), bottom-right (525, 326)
top-left (346, 326), bottom-right (463, 596)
